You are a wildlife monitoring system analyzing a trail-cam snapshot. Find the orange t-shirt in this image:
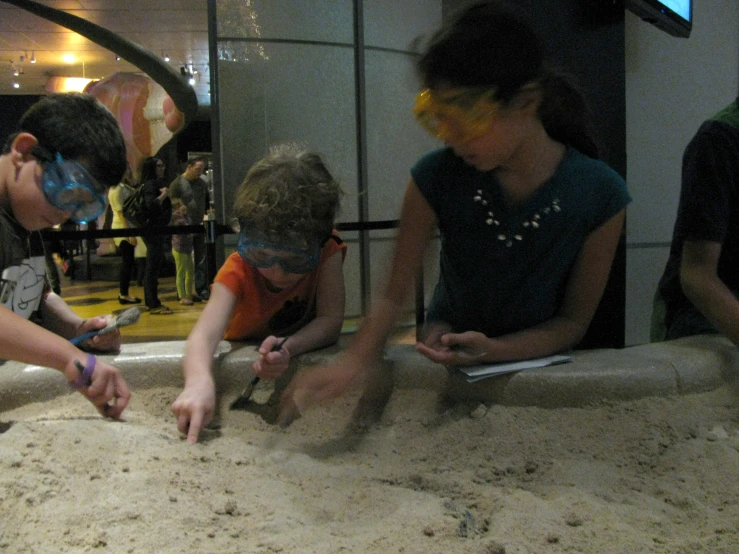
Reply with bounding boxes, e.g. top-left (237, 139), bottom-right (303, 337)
top-left (215, 232), bottom-right (347, 340)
